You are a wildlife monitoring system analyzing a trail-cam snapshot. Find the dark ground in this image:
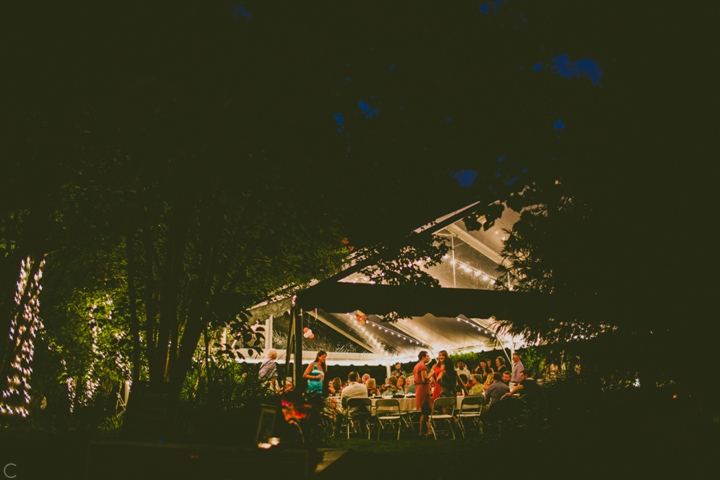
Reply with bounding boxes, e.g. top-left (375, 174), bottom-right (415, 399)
top-left (1, 403), bottom-right (717, 480)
